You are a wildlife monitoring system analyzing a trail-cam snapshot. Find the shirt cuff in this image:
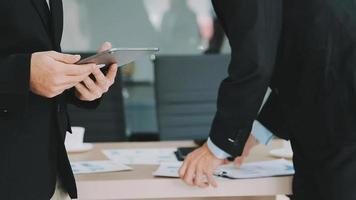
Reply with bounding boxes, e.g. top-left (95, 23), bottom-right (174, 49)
top-left (207, 120), bottom-right (274, 159)
top-left (207, 137), bottom-right (231, 159)
top-left (251, 121), bottom-right (274, 145)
